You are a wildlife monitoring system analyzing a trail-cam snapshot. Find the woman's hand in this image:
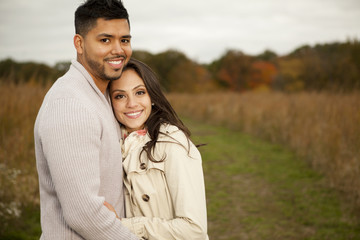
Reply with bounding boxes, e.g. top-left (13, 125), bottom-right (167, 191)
top-left (104, 201), bottom-right (120, 219)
